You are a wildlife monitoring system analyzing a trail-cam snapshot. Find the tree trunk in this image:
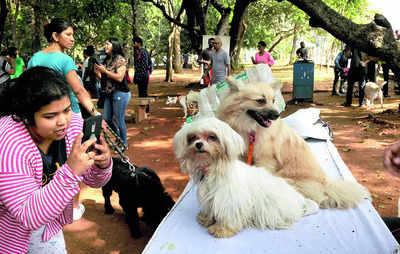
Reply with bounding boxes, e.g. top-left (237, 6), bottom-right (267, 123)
top-left (211, 0), bottom-right (231, 36)
top-left (130, 0), bottom-right (138, 38)
top-left (231, 15), bottom-right (247, 69)
top-left (277, 0), bottom-right (400, 77)
top-left (173, 24), bottom-right (182, 73)
top-left (229, 0), bottom-right (256, 59)
top-left (0, 0), bottom-right (8, 47)
top-left (165, 29), bottom-right (174, 82)
top-left (268, 30), bottom-right (295, 53)
top-left (289, 26), bottom-right (298, 64)
top-left (32, 4), bottom-right (43, 52)
top-left (11, 0), bottom-right (19, 45)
